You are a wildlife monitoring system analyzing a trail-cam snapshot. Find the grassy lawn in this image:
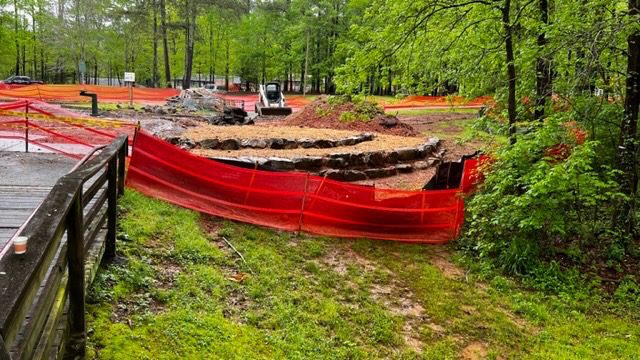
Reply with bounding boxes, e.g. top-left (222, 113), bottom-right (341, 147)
top-left (87, 191), bottom-right (640, 359)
